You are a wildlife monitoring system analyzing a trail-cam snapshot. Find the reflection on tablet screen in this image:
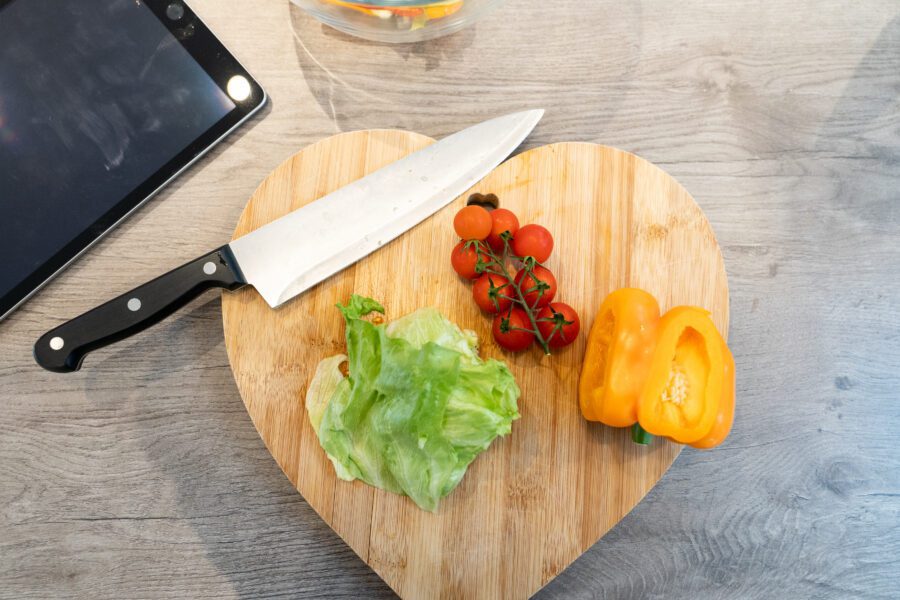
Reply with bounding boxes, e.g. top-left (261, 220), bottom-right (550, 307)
top-left (0, 0), bottom-right (236, 300)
